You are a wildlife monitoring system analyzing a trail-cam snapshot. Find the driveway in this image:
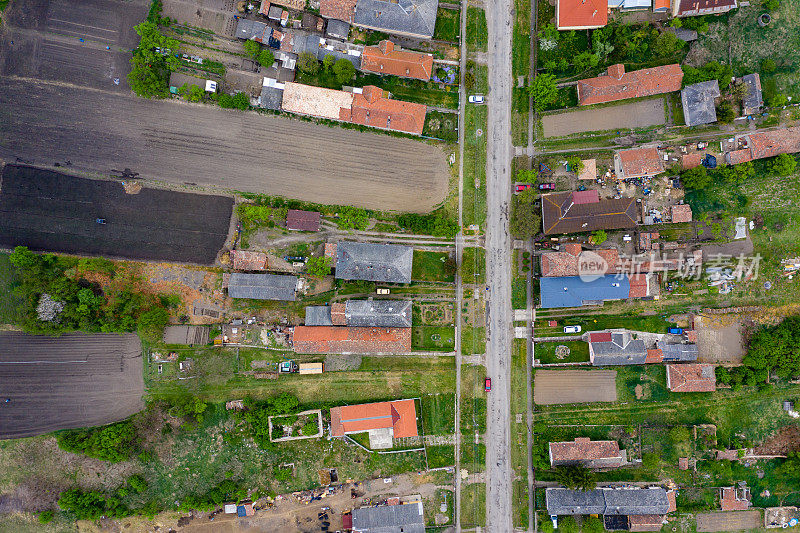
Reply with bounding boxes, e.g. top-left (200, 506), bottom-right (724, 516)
top-left (542, 98), bottom-right (666, 137)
